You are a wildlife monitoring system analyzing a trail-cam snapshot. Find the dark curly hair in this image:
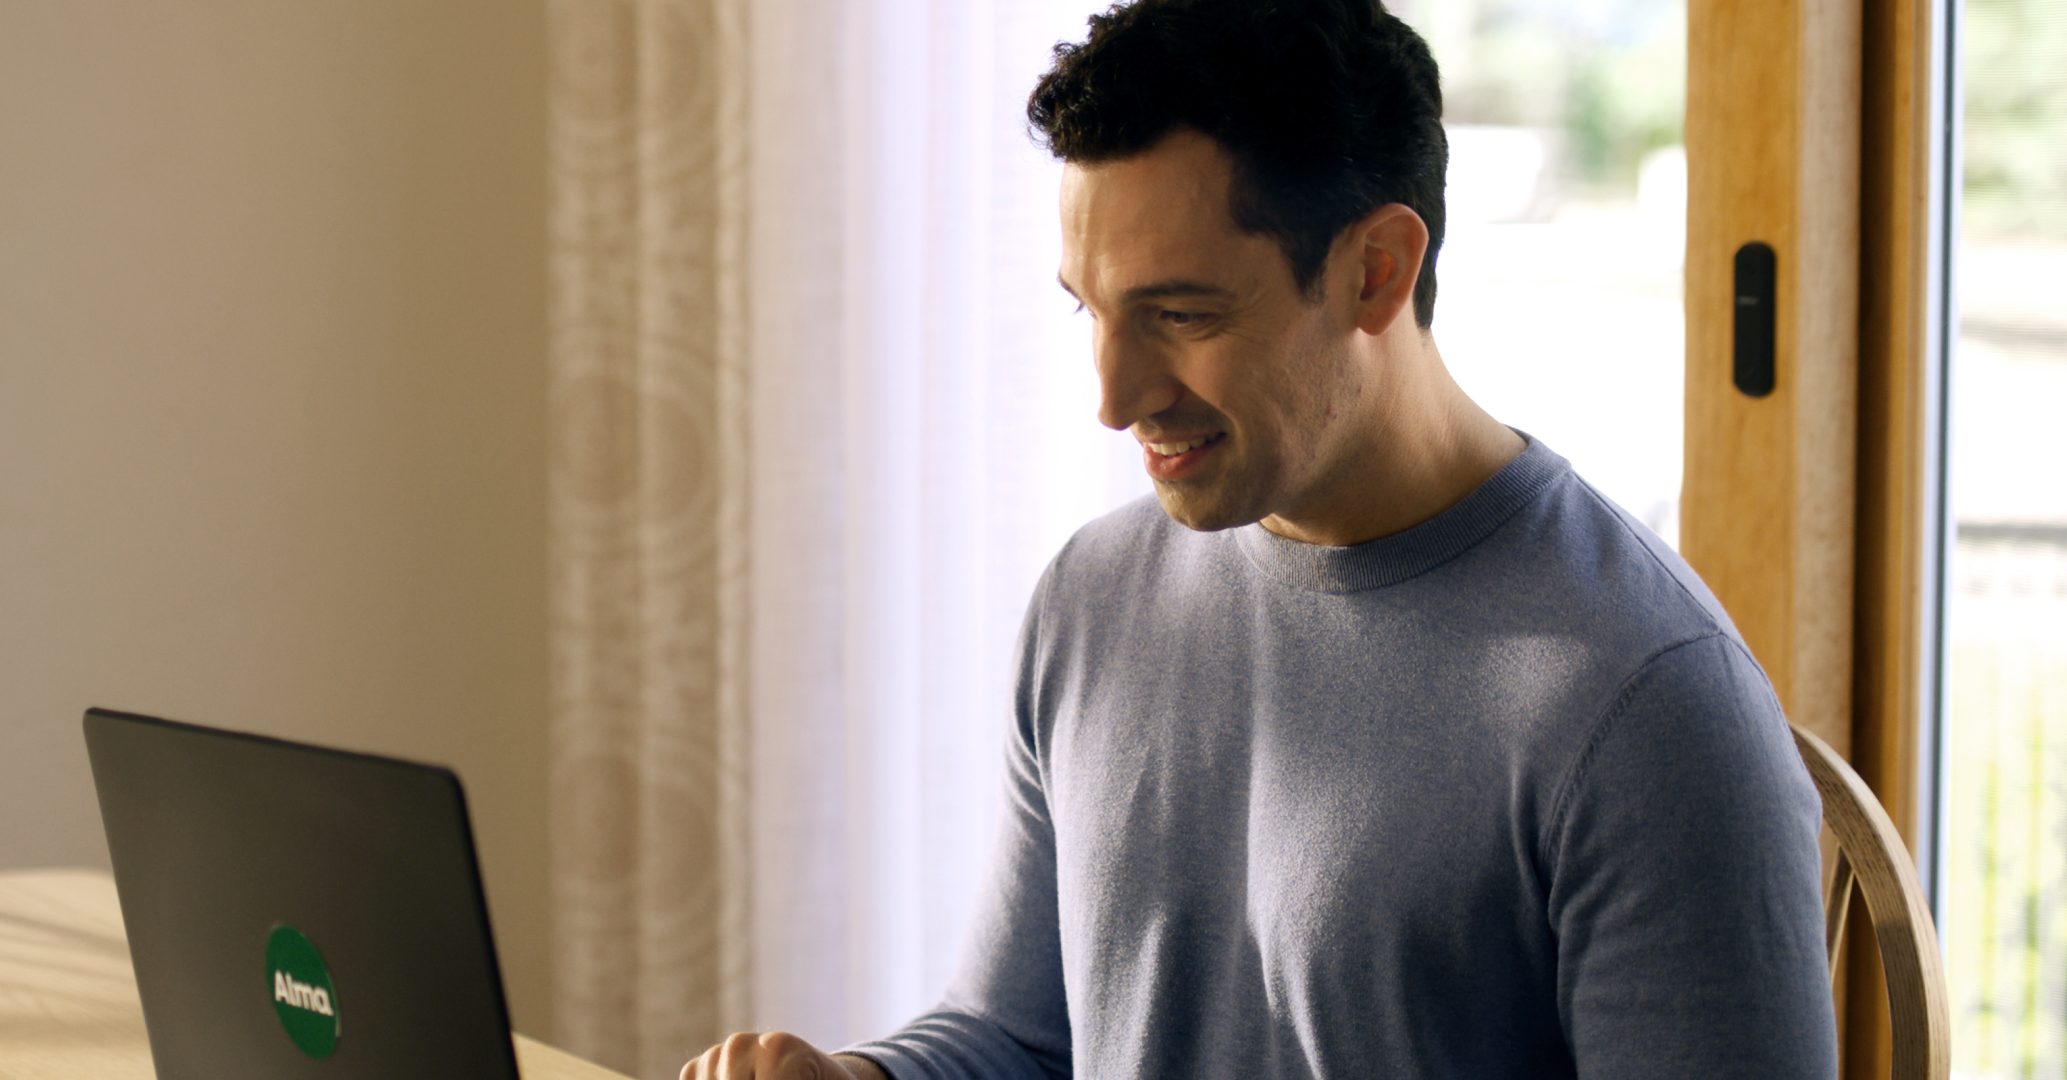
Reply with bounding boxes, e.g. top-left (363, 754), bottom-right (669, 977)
top-left (1029, 0), bottom-right (1447, 327)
